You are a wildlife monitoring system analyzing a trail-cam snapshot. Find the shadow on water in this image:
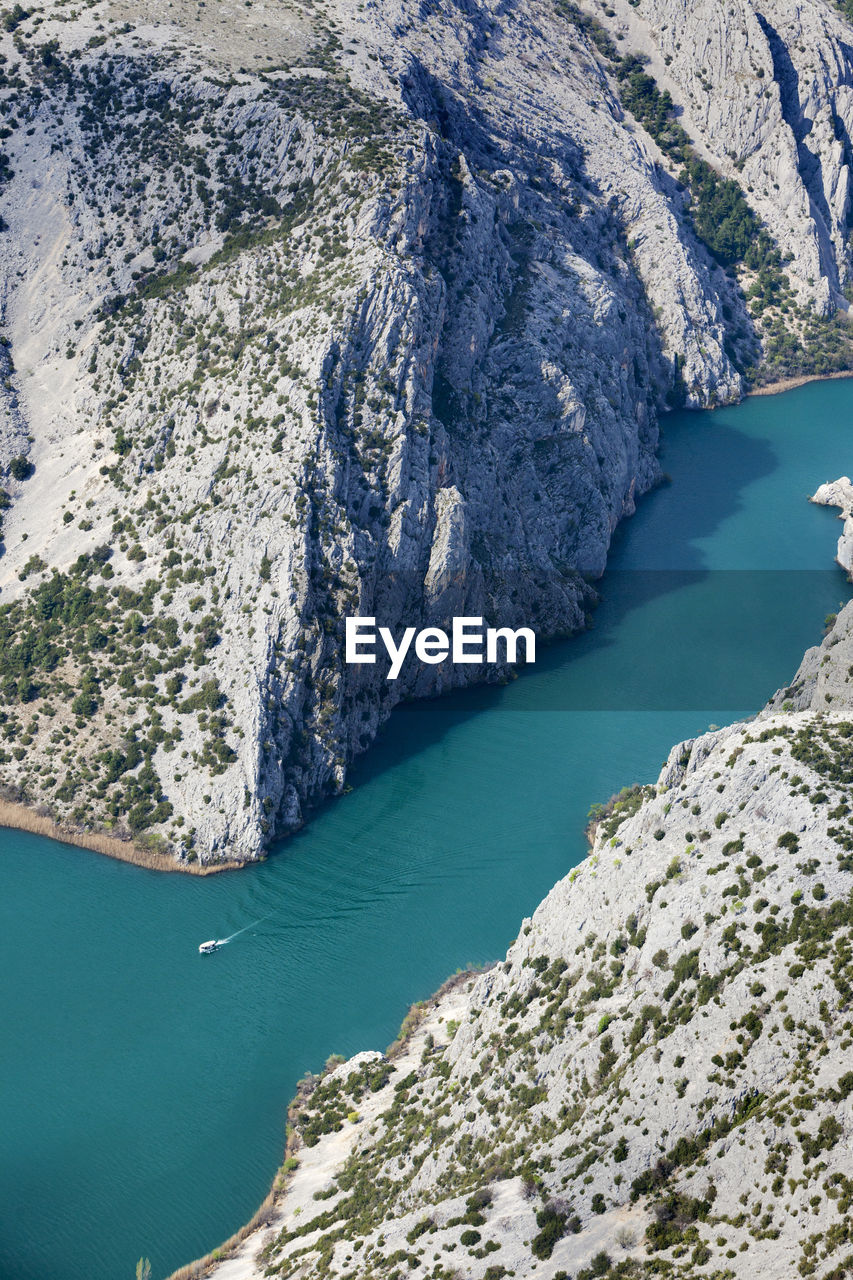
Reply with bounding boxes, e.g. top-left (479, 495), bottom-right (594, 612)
top-left (307, 409), bottom-right (784, 798)
top-left (5, 382), bottom-right (853, 1280)
top-left (626, 412), bottom-right (780, 570)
